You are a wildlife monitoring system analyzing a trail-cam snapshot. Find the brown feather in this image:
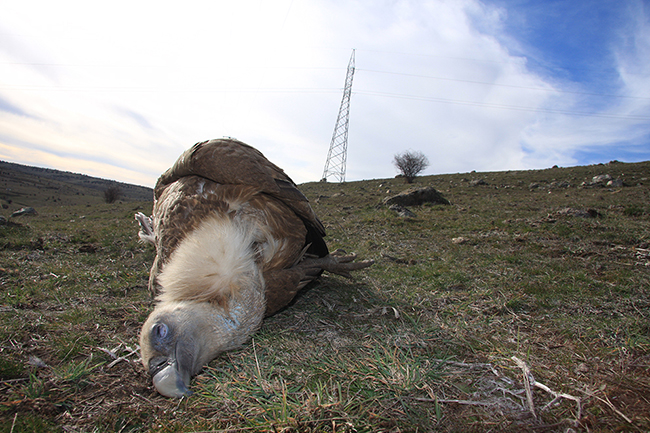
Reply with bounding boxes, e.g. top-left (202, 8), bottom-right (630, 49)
top-left (148, 139), bottom-right (328, 314)
top-left (155, 139), bottom-right (326, 237)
